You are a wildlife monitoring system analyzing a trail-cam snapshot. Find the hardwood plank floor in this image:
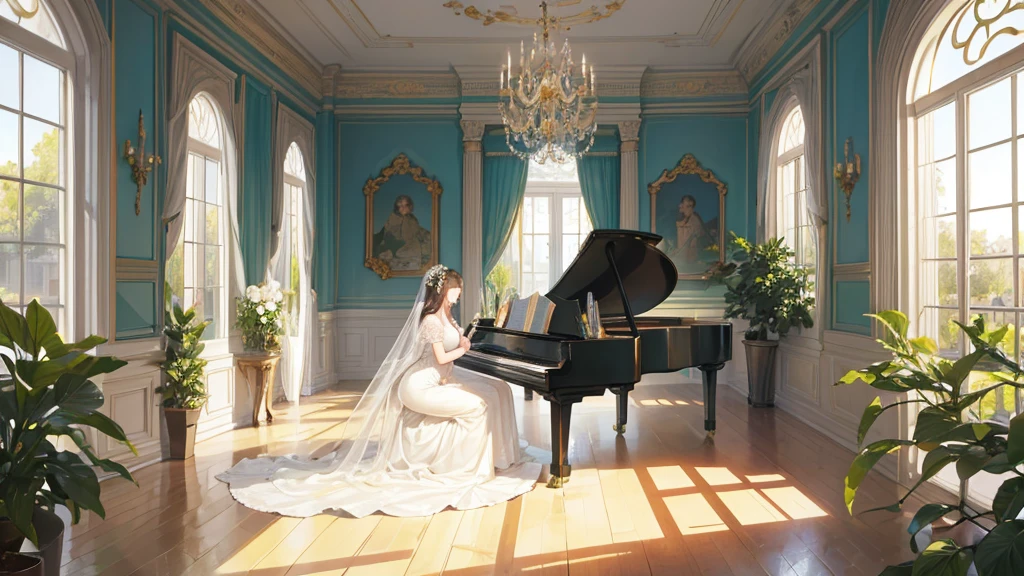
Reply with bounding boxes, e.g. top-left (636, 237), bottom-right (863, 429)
top-left (61, 381), bottom-right (929, 575)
